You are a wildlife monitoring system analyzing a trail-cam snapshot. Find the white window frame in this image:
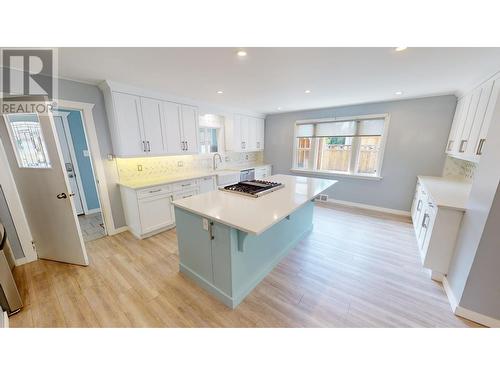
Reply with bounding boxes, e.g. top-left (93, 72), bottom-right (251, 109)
top-left (291, 113), bottom-right (390, 180)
